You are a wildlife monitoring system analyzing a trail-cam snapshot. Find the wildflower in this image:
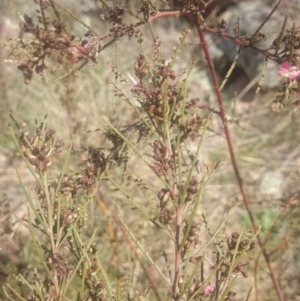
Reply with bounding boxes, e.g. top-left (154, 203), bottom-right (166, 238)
top-left (278, 62), bottom-right (300, 81)
top-left (204, 284), bottom-right (214, 295)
